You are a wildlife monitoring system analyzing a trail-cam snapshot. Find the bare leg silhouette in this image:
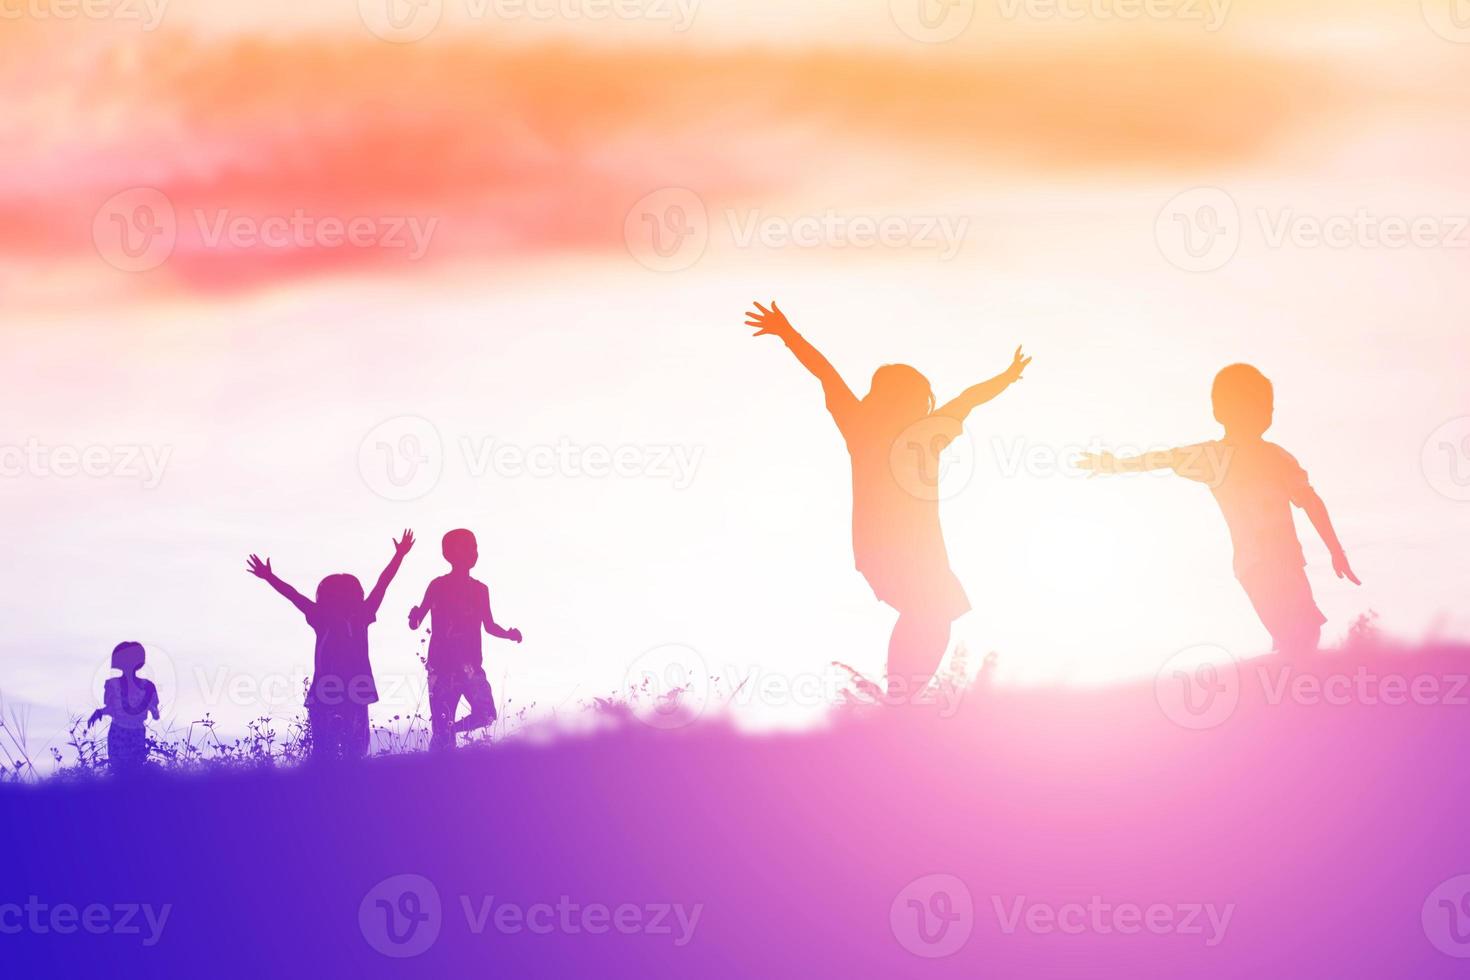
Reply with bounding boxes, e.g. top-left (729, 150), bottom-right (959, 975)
top-left (886, 615), bottom-right (951, 699)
